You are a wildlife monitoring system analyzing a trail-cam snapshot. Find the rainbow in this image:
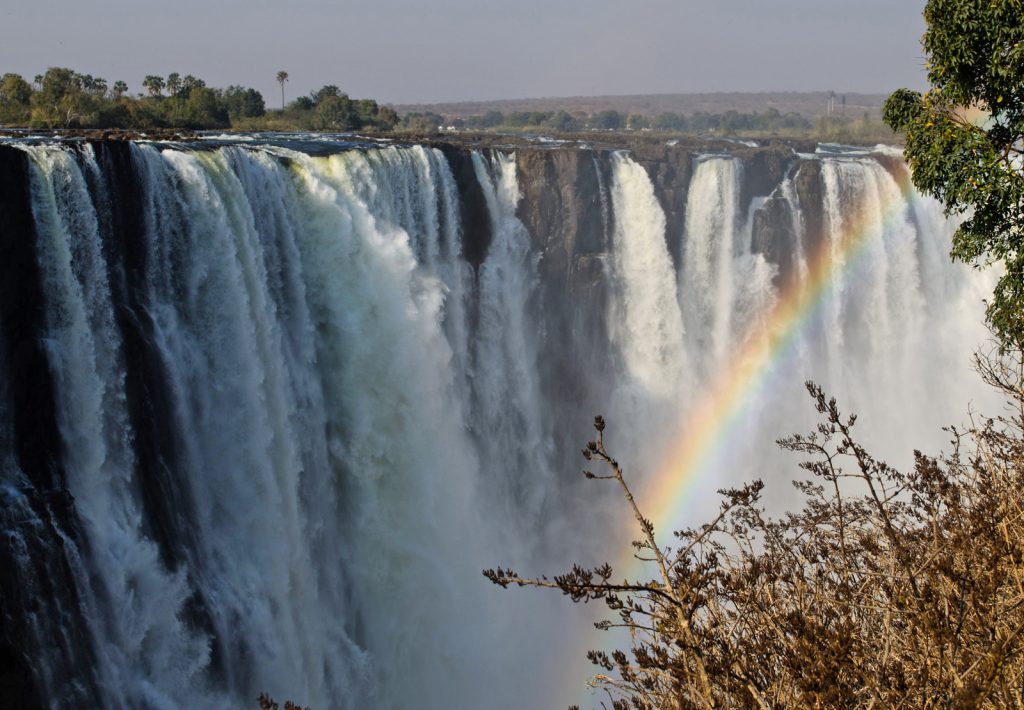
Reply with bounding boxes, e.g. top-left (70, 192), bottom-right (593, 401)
top-left (559, 152), bottom-right (922, 706)
top-left (639, 154), bottom-right (916, 539)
